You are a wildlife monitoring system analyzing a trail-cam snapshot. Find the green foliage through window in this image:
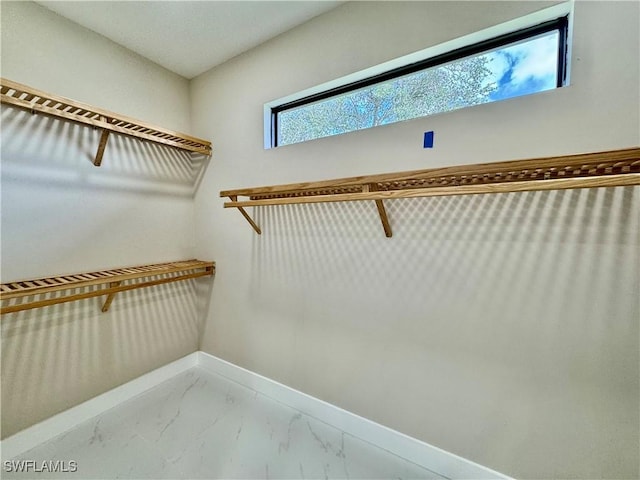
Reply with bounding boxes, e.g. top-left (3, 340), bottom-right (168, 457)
top-left (273, 21), bottom-right (566, 147)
